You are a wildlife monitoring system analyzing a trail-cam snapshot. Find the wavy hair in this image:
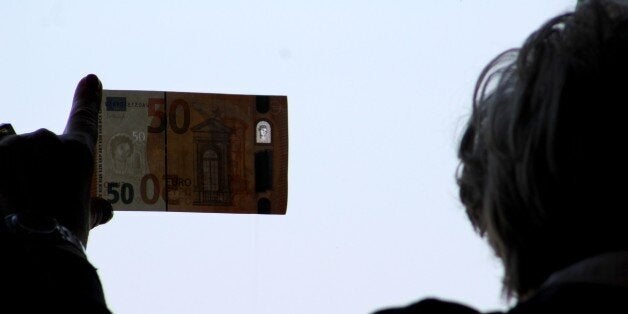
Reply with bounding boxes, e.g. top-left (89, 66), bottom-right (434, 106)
top-left (457, 0), bottom-right (628, 299)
